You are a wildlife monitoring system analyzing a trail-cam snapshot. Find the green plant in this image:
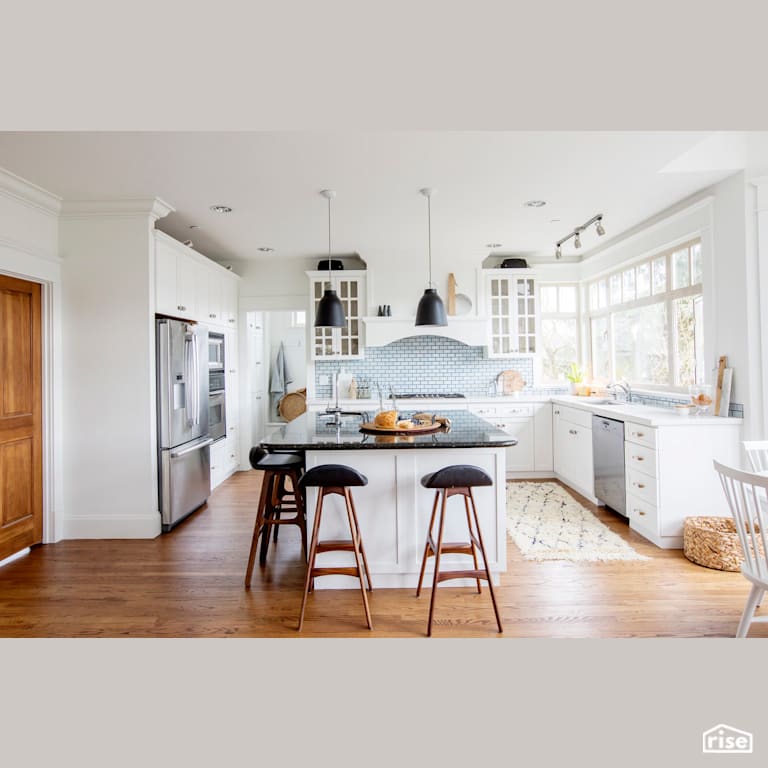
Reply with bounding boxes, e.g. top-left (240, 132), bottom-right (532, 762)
top-left (565, 362), bottom-right (583, 383)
